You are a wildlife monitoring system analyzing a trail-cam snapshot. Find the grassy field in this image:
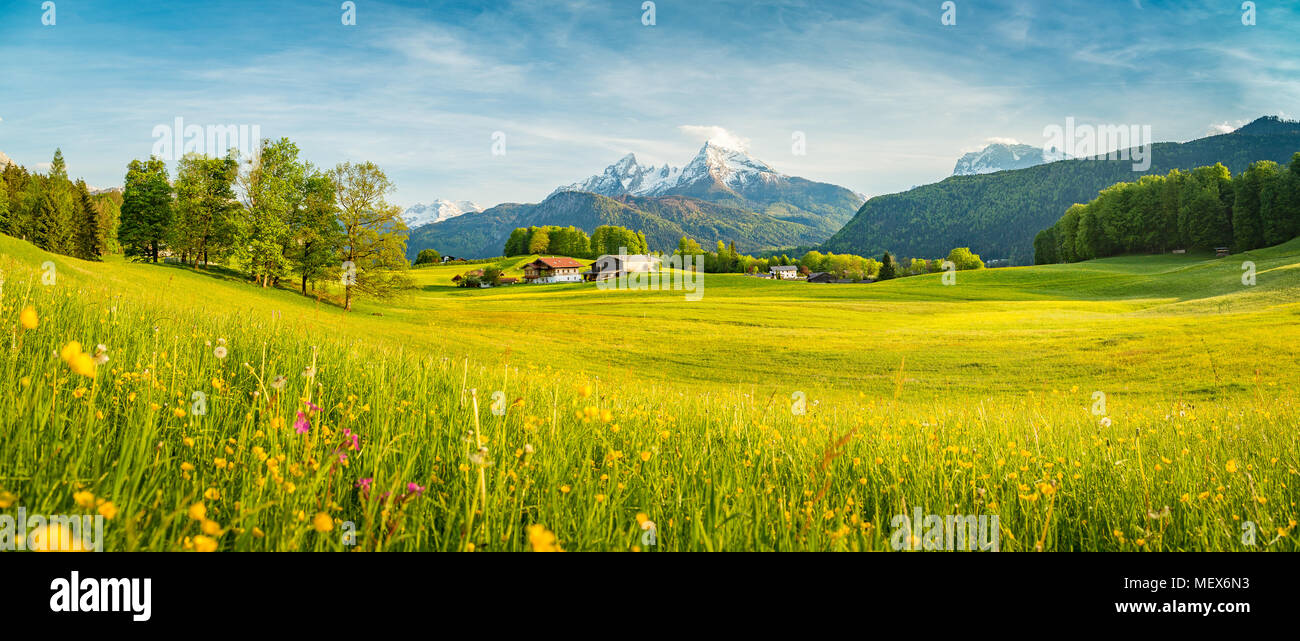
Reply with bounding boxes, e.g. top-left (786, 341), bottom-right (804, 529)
top-left (1, 234), bottom-right (1297, 551)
